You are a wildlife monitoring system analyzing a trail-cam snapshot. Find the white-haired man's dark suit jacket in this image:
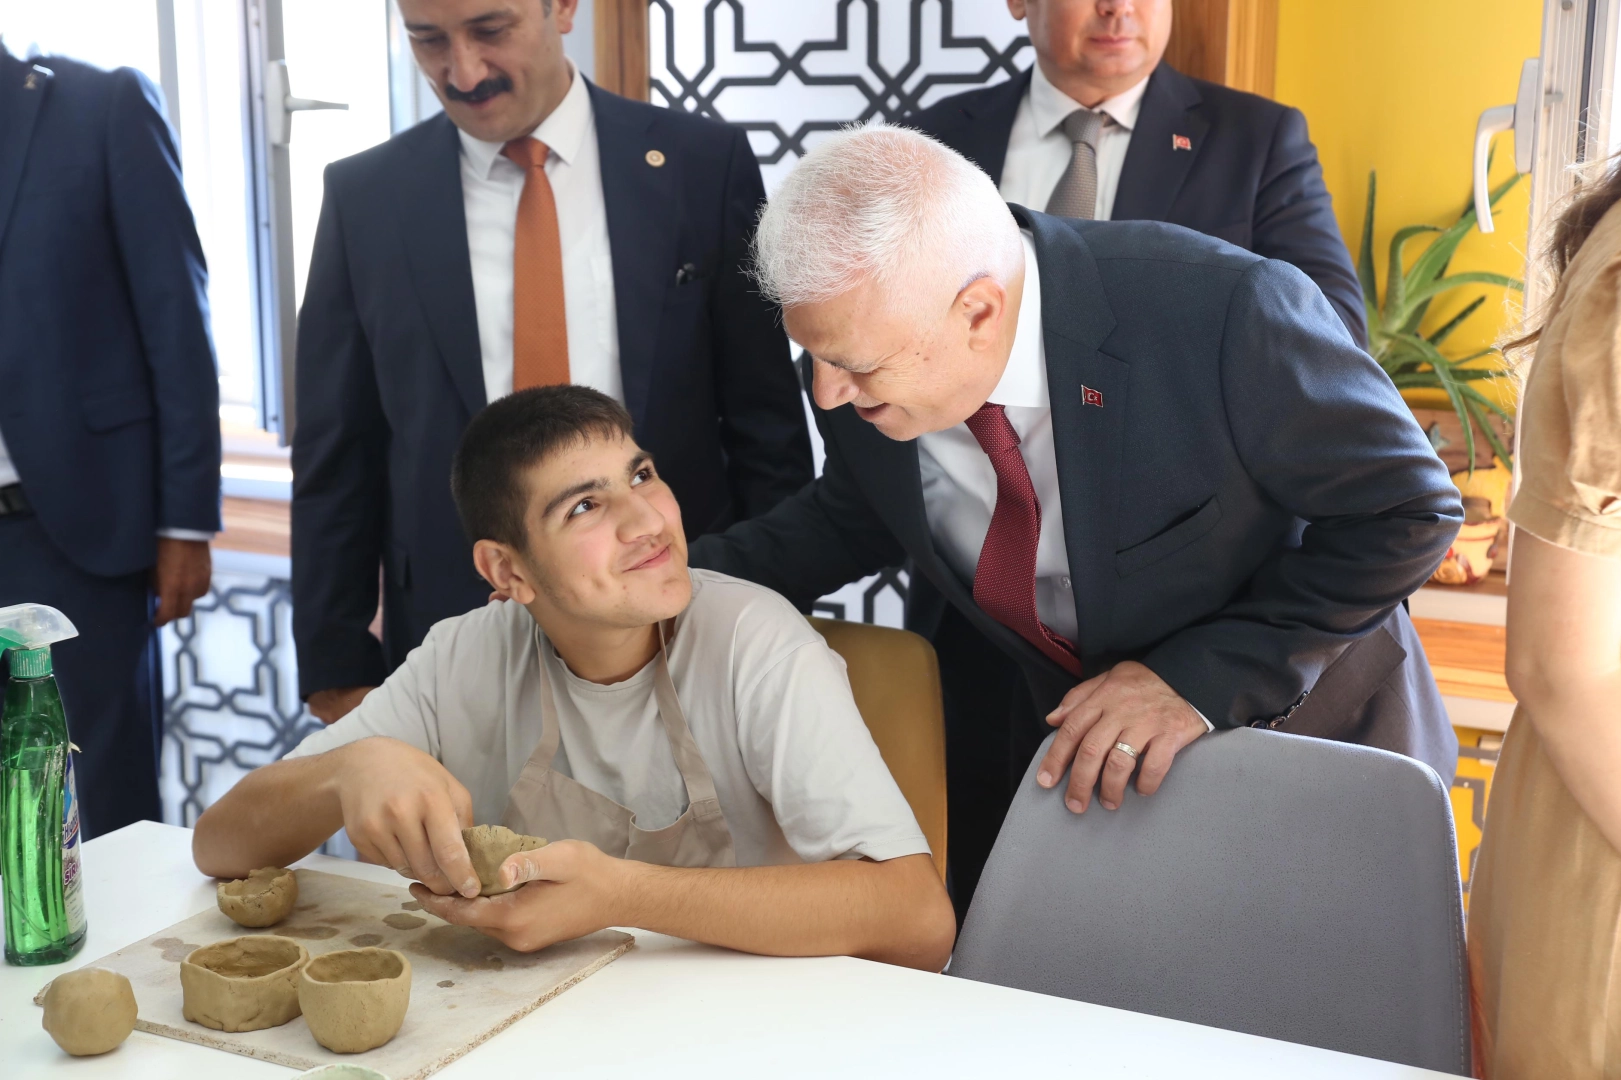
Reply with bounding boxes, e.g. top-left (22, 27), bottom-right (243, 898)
top-left (690, 208), bottom-right (1461, 911)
